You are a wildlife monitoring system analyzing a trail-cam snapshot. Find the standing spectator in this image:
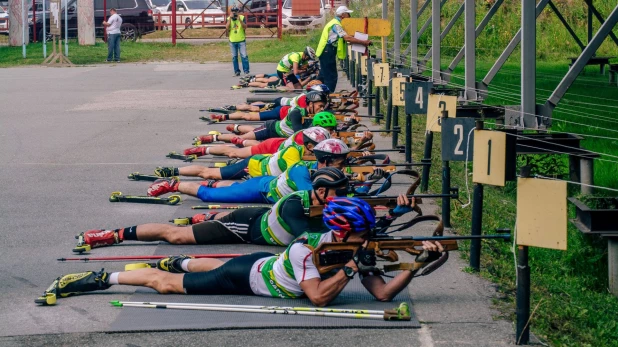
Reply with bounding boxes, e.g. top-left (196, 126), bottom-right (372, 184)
top-left (227, 6), bottom-right (250, 76)
top-left (316, 6), bottom-right (370, 92)
top-left (103, 8), bottom-right (122, 63)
